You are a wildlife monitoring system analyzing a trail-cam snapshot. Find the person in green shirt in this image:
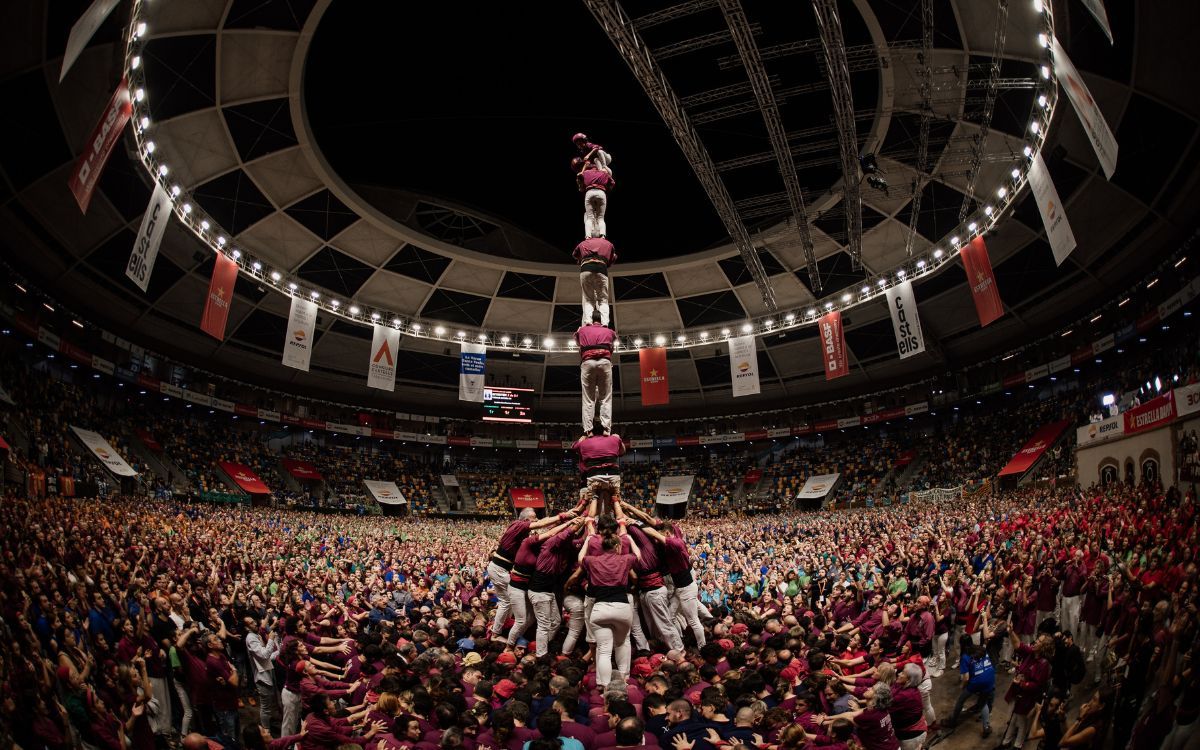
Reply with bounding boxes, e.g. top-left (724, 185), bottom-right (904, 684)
top-left (888, 575), bottom-right (909, 597)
